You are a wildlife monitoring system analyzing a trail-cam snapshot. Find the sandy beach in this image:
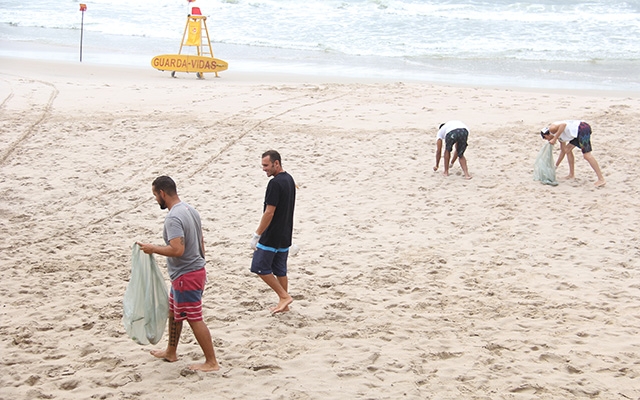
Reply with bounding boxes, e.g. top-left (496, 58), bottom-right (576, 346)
top-left (1, 56), bottom-right (640, 399)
